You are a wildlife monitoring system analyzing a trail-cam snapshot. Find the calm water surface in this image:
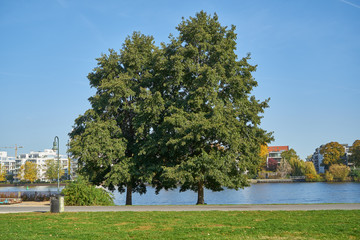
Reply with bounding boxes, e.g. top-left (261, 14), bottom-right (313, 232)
top-left (1, 182), bottom-right (359, 205)
top-left (113, 182), bottom-right (360, 205)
